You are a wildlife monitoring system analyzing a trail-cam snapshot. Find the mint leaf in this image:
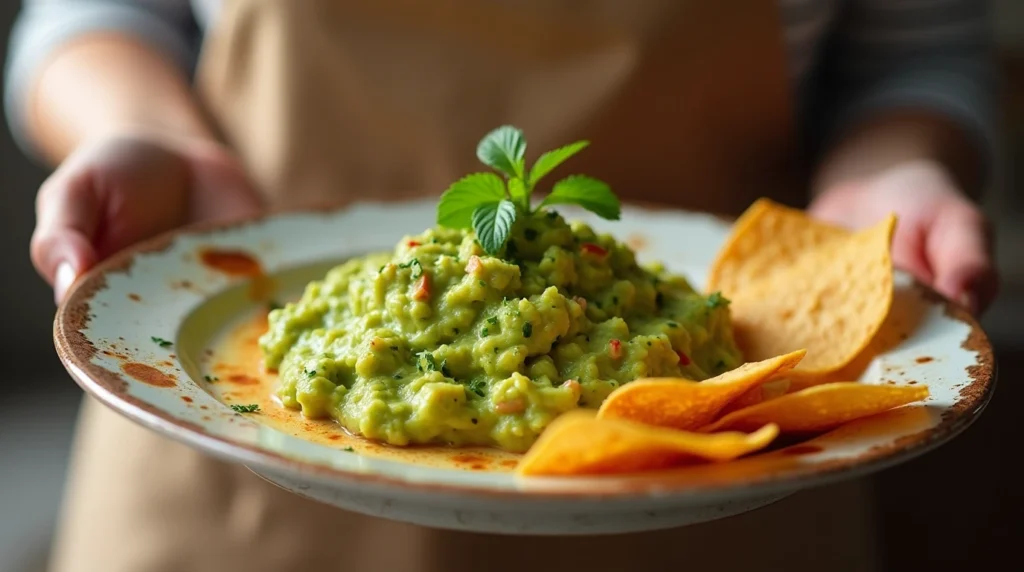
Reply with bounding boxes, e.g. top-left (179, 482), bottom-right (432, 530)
top-left (508, 177), bottom-right (528, 207)
top-left (476, 126), bottom-right (526, 179)
top-left (529, 141), bottom-right (589, 187)
top-left (437, 172), bottom-right (506, 229)
top-left (538, 175), bottom-right (621, 220)
top-left (472, 200), bottom-right (517, 255)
